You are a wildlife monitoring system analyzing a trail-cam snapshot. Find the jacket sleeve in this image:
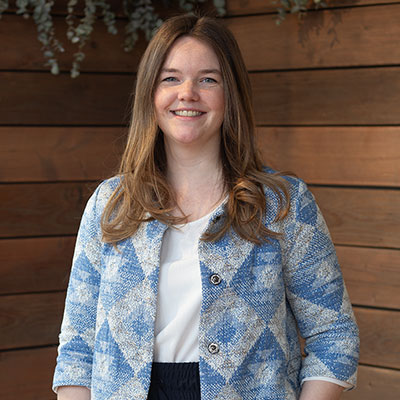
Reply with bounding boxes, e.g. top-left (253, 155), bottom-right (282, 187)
top-left (52, 182), bottom-right (105, 392)
top-left (281, 178), bottom-right (359, 388)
